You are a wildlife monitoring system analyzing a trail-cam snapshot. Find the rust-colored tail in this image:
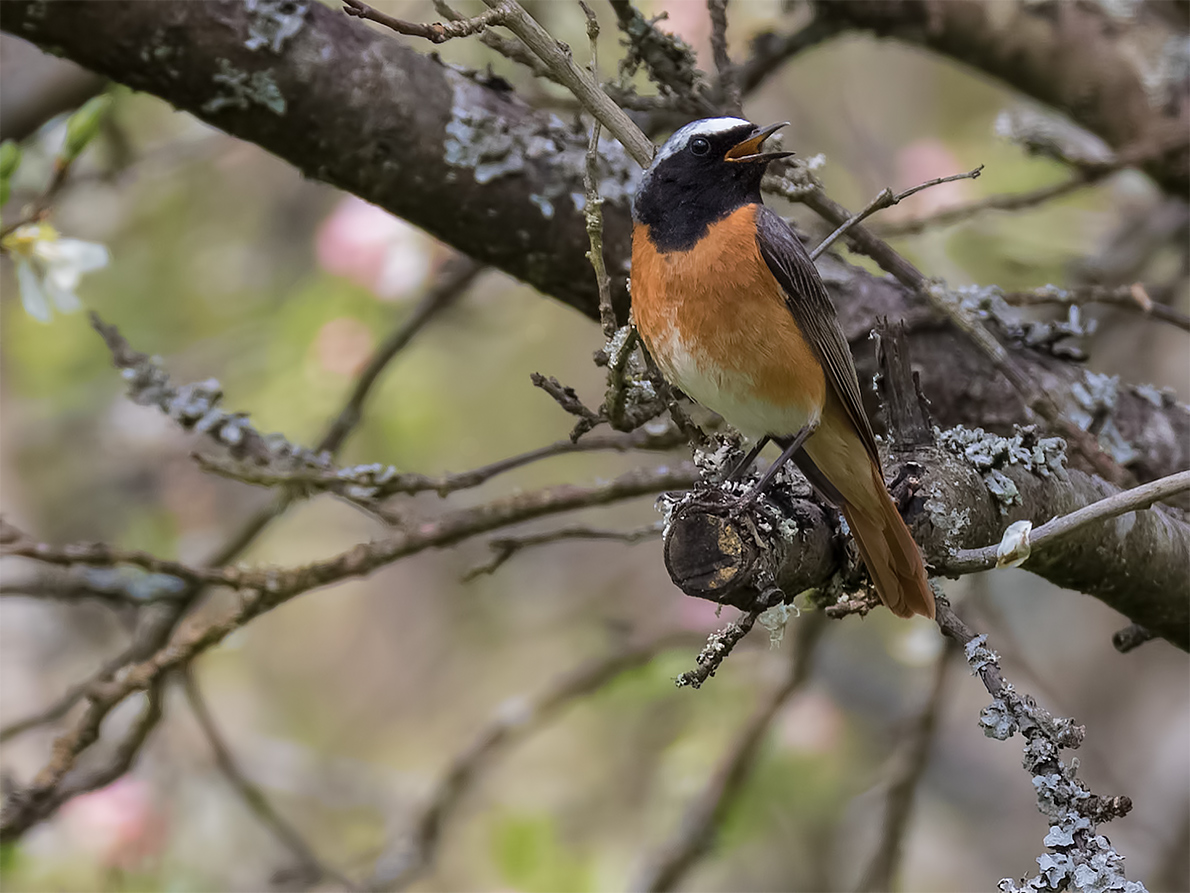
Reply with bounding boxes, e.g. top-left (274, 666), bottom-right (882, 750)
top-left (804, 418), bottom-right (934, 619)
top-left (841, 459), bottom-right (934, 619)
